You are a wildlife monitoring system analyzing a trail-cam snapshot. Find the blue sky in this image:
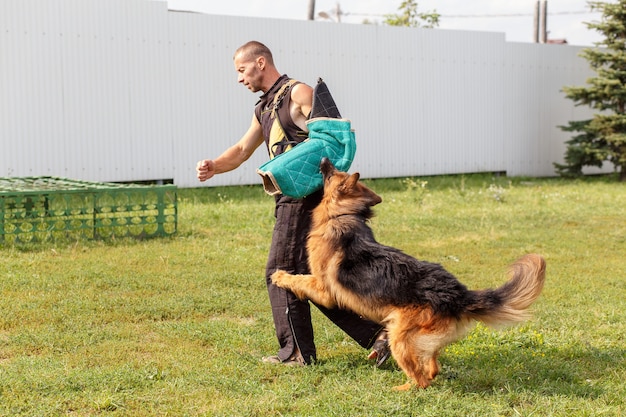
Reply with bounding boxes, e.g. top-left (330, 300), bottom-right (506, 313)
top-left (163, 0), bottom-right (609, 46)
